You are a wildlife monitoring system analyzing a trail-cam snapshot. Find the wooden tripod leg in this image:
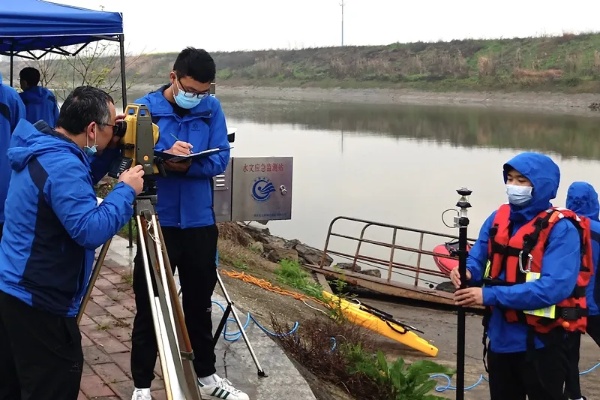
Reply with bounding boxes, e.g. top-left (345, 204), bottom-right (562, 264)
top-left (77, 238), bottom-right (113, 324)
top-left (154, 217), bottom-right (203, 400)
top-left (136, 215), bottom-right (175, 399)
